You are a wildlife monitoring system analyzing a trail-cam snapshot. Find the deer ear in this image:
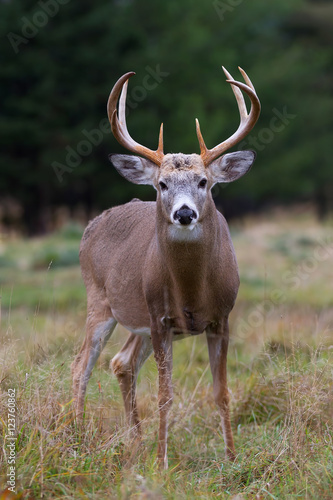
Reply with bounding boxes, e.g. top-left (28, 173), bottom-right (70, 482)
top-left (109, 154), bottom-right (158, 185)
top-left (208, 150), bottom-right (256, 184)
